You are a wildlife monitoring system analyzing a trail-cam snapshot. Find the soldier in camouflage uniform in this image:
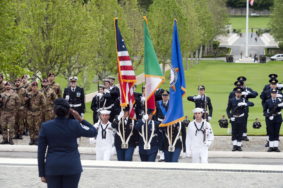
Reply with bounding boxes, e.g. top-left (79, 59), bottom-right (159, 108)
top-left (14, 78), bottom-right (27, 139)
top-left (0, 82), bottom-right (20, 144)
top-left (41, 79), bottom-right (57, 122)
top-left (48, 73), bottom-right (62, 98)
top-left (26, 81), bottom-right (46, 145)
top-left (21, 75), bottom-right (31, 135)
top-left (0, 74), bottom-right (4, 134)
